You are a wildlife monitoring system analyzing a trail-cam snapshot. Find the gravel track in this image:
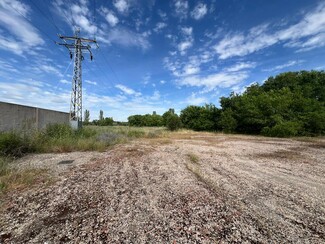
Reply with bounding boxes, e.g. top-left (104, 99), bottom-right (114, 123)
top-left (1, 133), bottom-right (324, 243)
